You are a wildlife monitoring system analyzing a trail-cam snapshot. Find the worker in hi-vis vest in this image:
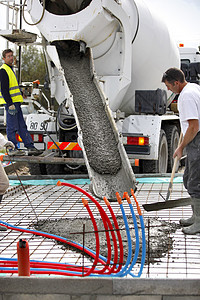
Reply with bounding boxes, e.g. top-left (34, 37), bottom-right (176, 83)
top-left (0, 49), bottom-right (41, 156)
